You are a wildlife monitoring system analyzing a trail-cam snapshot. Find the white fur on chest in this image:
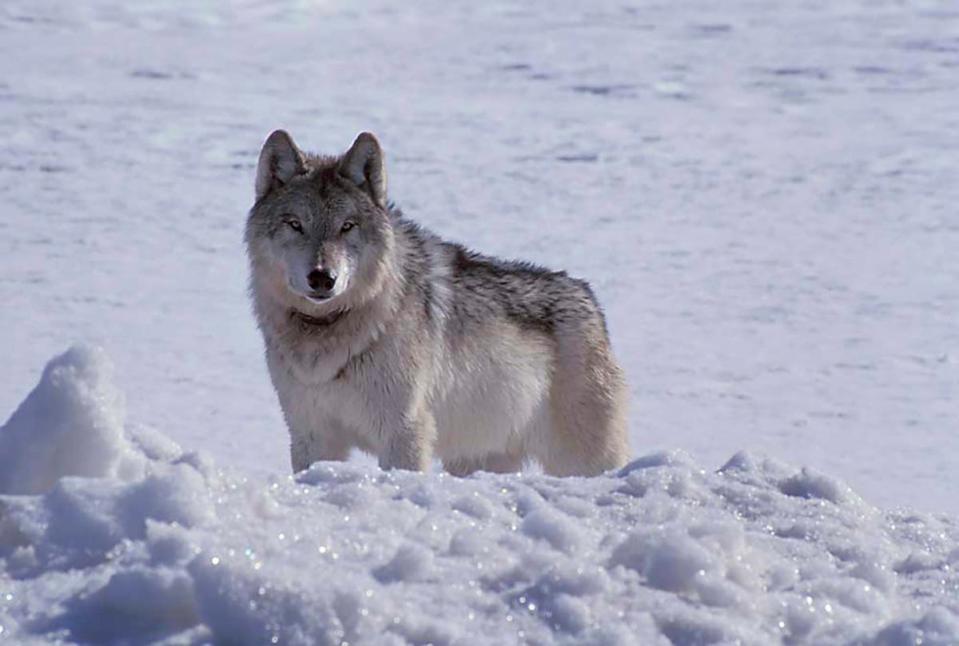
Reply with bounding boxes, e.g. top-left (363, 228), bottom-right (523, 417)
top-left (268, 350), bottom-right (378, 447)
